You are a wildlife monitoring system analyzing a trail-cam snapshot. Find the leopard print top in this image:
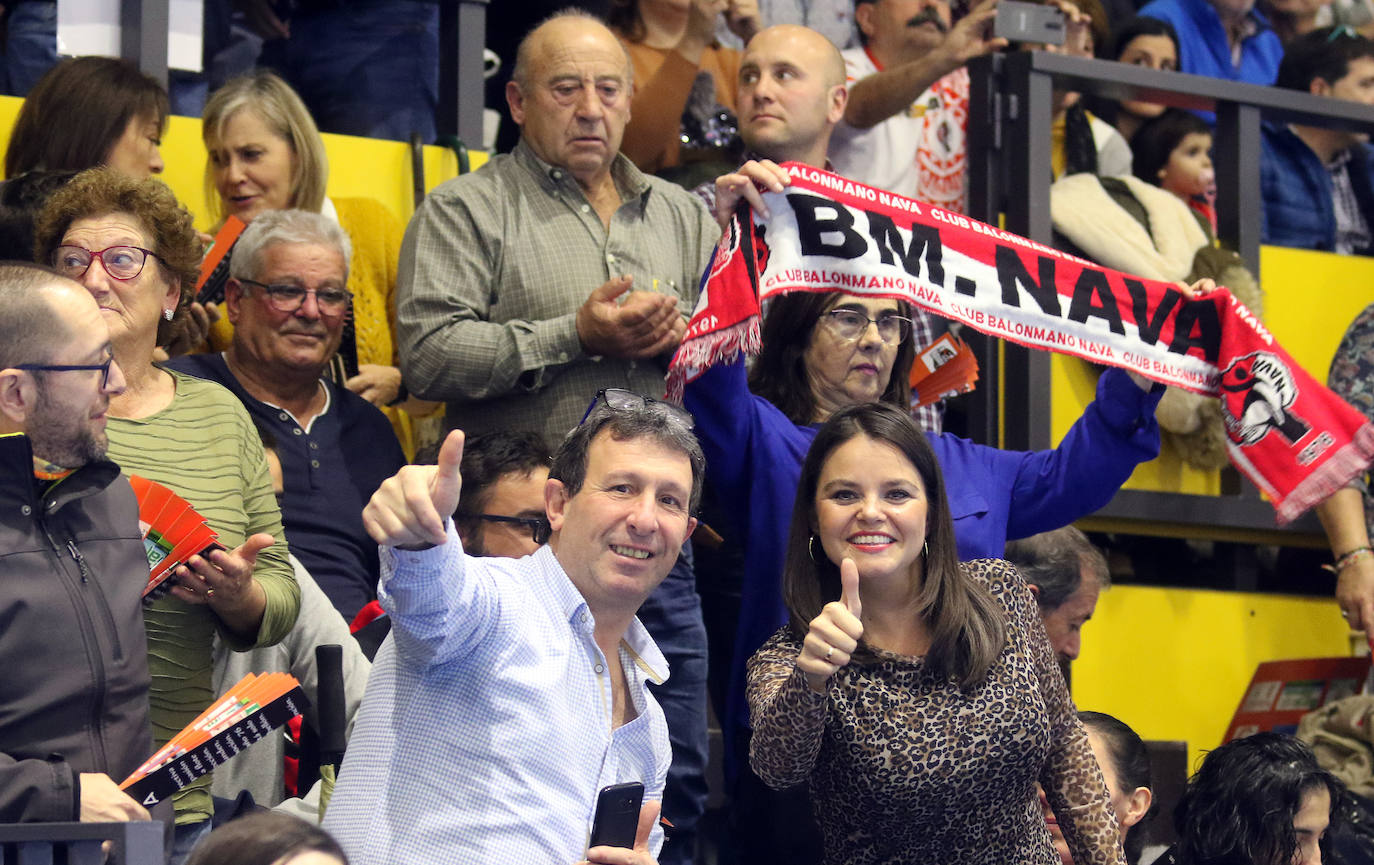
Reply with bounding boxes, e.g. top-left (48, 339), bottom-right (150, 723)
top-left (746, 558), bottom-right (1126, 865)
